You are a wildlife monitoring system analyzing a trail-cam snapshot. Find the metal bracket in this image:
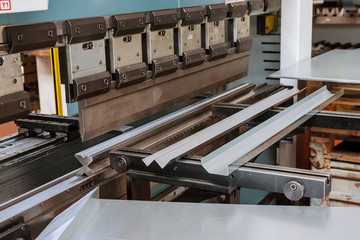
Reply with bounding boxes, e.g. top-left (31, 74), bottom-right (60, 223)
top-left (66, 17), bottom-right (107, 44)
top-left (183, 48), bottom-right (206, 69)
top-left (248, 0), bottom-right (265, 15)
top-left (207, 4), bottom-right (228, 22)
top-left (181, 6), bottom-right (205, 26)
top-left (209, 42), bottom-right (229, 61)
top-left (236, 37), bottom-right (253, 53)
top-left (150, 9), bottom-right (178, 31)
top-left (0, 92), bottom-right (30, 124)
top-left (111, 13), bottom-right (146, 37)
top-left (6, 22), bottom-right (57, 53)
top-left (73, 71), bottom-right (111, 101)
top-left (115, 62), bottom-right (147, 89)
top-left (264, 0), bottom-right (281, 13)
top-left (228, 2), bottom-right (248, 18)
top-left (152, 54), bottom-right (179, 78)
